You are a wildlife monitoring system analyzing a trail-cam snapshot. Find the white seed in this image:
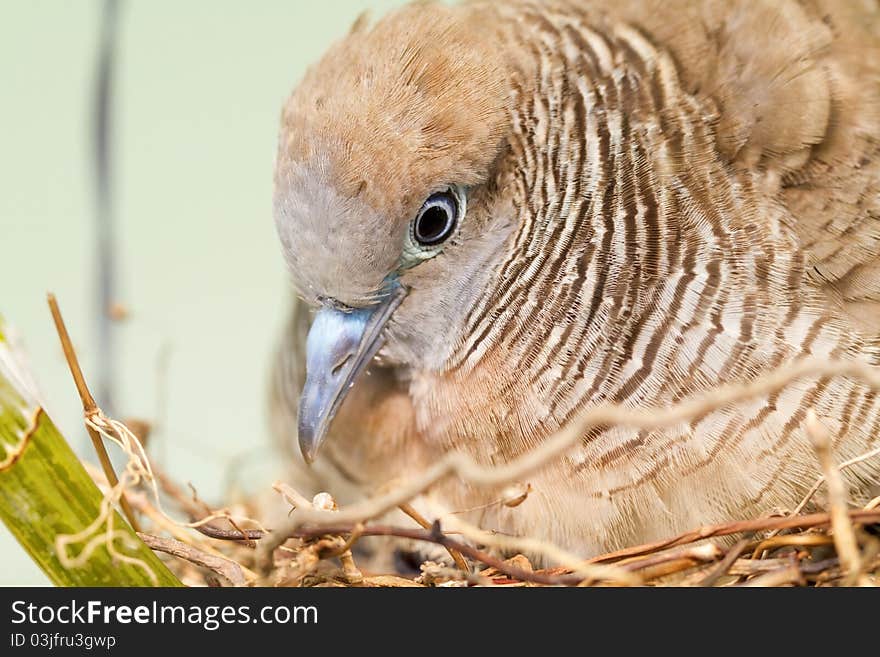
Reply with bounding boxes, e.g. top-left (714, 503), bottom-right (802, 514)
top-left (502, 483), bottom-right (532, 508)
top-left (312, 491), bottom-right (338, 511)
